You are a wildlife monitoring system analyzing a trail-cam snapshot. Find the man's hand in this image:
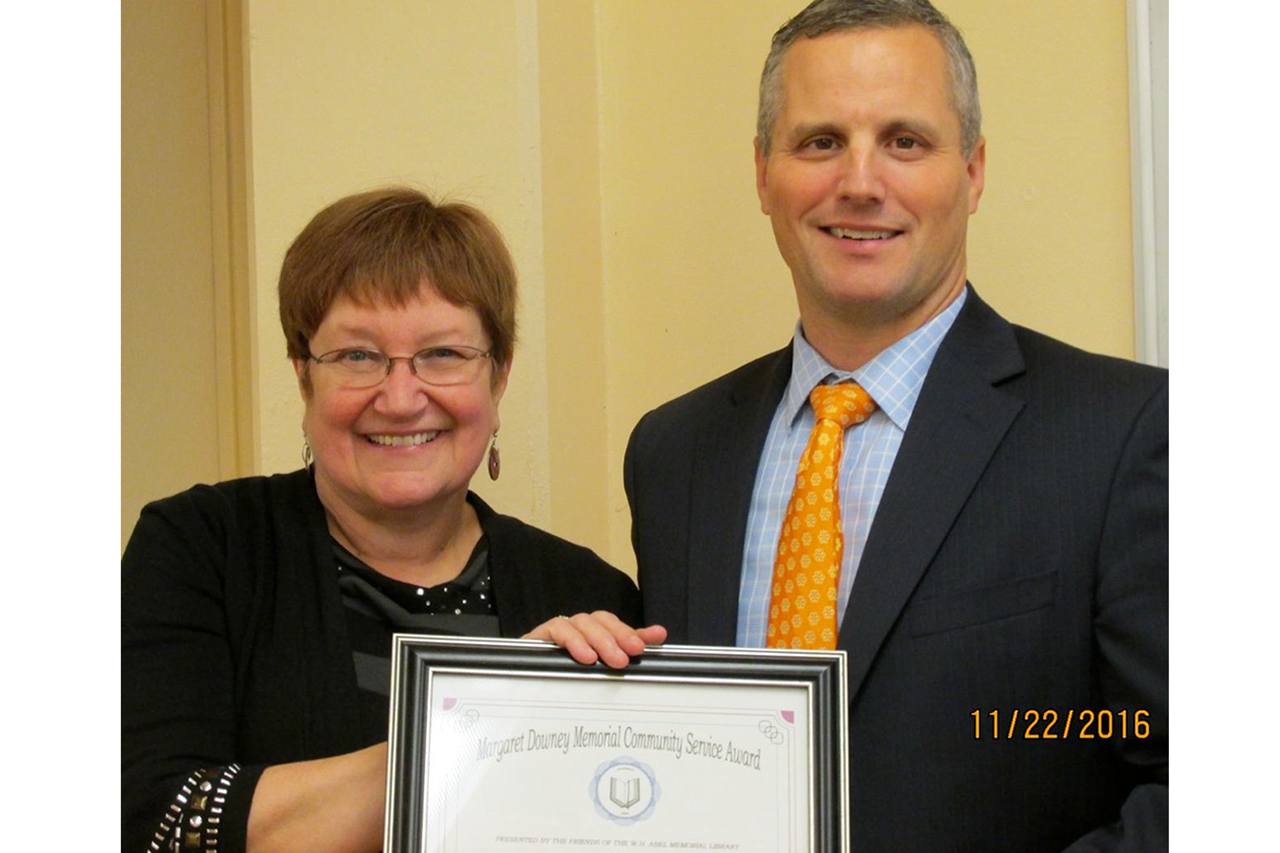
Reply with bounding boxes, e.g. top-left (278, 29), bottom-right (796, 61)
top-left (524, 611), bottom-right (668, 669)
